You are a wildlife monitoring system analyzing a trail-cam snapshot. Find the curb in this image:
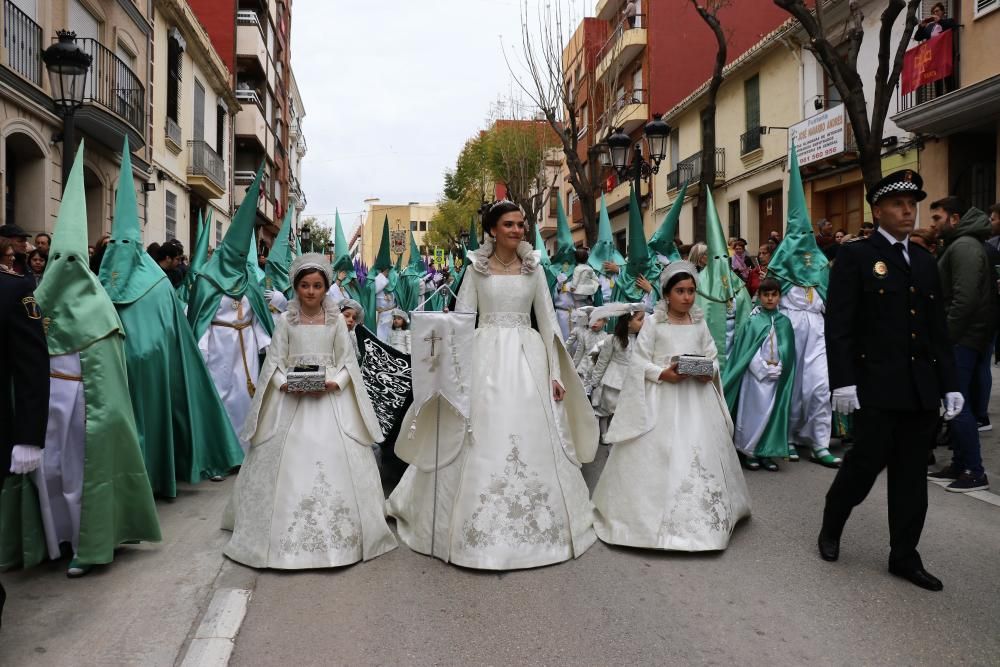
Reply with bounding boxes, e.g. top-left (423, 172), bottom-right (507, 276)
top-left (179, 588), bottom-right (252, 667)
